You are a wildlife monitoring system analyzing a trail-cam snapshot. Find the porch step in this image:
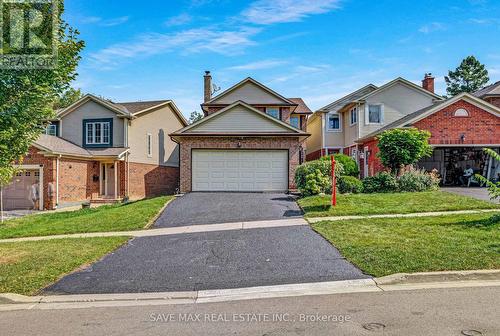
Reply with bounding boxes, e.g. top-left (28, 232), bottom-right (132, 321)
top-left (90, 198), bottom-right (122, 205)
